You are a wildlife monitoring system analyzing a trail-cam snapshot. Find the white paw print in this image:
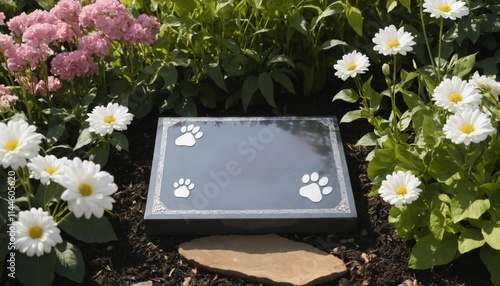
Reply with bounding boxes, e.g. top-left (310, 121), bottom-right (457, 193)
top-left (175, 124), bottom-right (203, 147)
top-left (173, 178), bottom-right (195, 198)
top-left (299, 172), bottom-right (333, 203)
